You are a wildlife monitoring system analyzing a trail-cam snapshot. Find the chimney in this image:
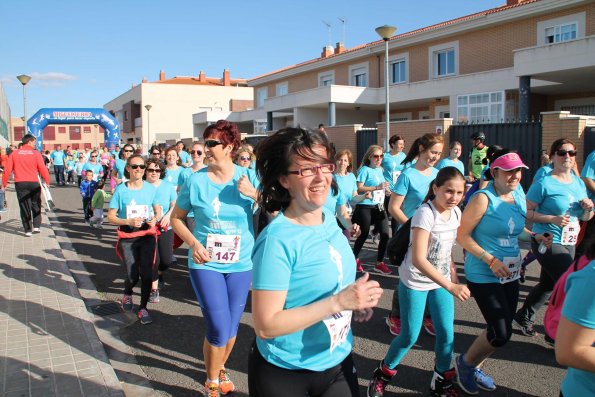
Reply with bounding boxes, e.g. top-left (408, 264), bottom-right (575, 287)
top-left (222, 69), bottom-right (231, 86)
top-left (334, 42), bottom-right (345, 55)
top-left (506, 0), bottom-right (525, 5)
top-left (199, 71), bottom-right (206, 82)
top-left (321, 45), bottom-right (334, 58)
top-left (159, 70), bottom-right (166, 81)
top-left (142, 77), bottom-right (148, 83)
